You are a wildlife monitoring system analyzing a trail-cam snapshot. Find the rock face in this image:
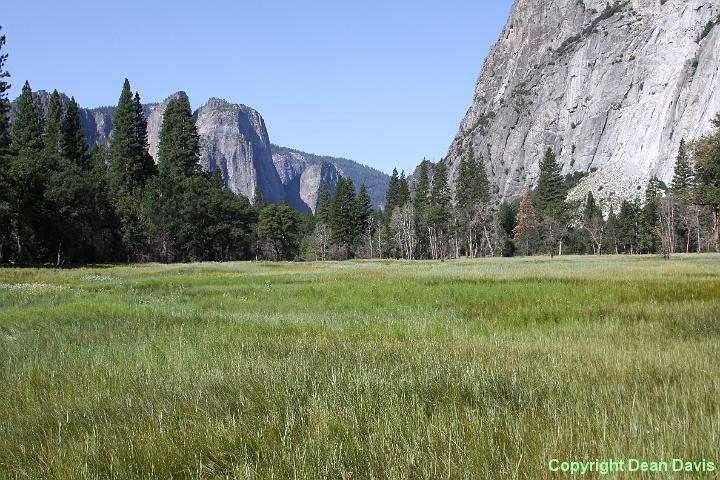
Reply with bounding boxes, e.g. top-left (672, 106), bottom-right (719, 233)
top-left (271, 145), bottom-right (390, 209)
top-left (194, 98), bottom-right (284, 203)
top-left (445, 0), bottom-right (720, 207)
top-left (272, 150), bottom-right (340, 212)
top-left (12, 91), bottom-right (386, 208)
